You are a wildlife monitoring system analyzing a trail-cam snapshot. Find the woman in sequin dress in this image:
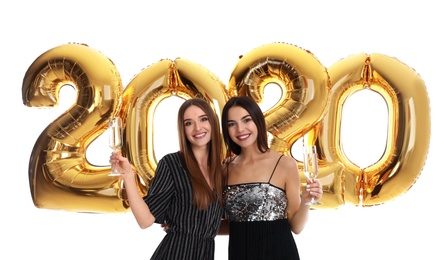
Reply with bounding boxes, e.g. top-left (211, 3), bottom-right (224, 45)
top-left (220, 96), bottom-right (323, 260)
top-left (109, 98), bottom-right (224, 260)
